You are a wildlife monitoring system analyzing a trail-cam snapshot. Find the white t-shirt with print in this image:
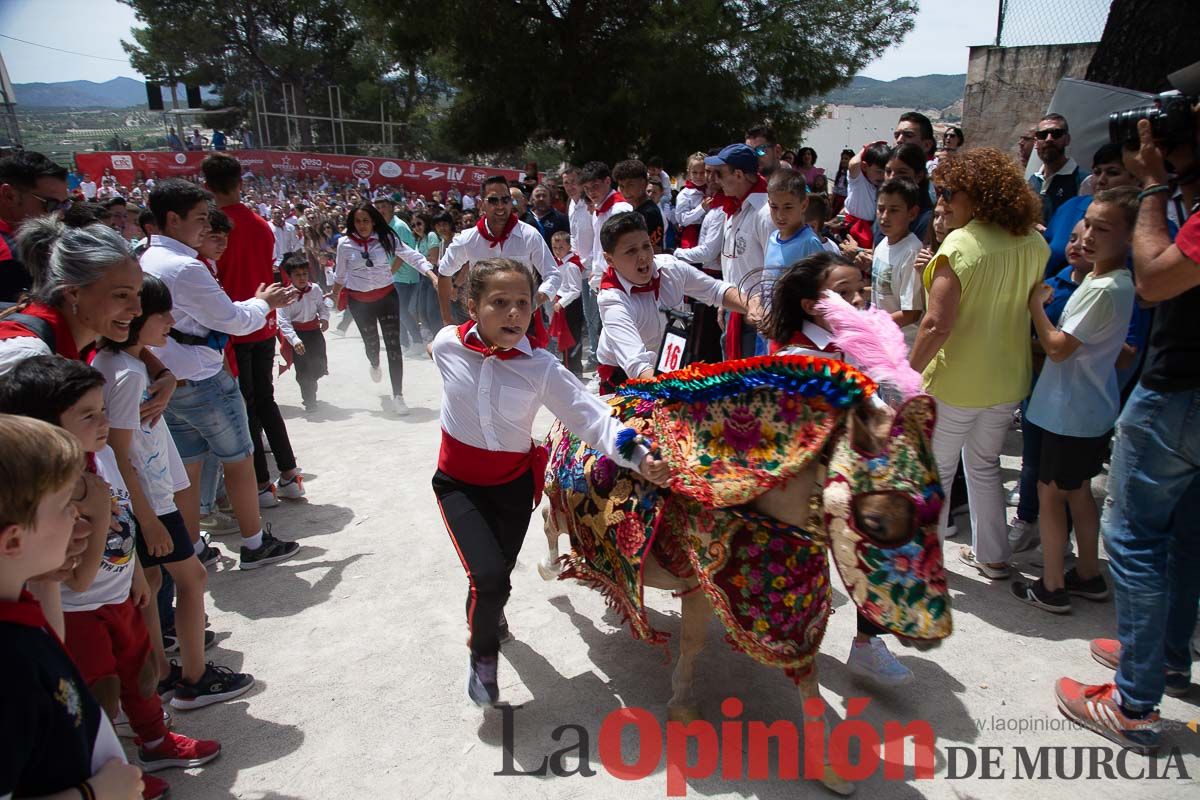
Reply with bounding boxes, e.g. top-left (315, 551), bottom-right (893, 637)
top-left (871, 232), bottom-right (925, 345)
top-left (90, 350), bottom-right (189, 515)
top-left (61, 447), bottom-right (137, 612)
